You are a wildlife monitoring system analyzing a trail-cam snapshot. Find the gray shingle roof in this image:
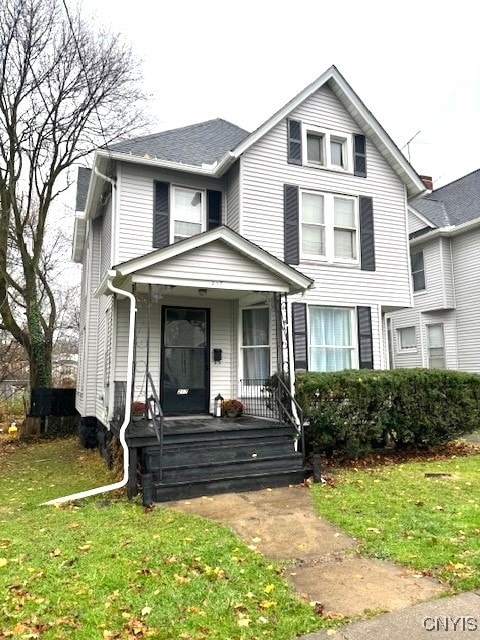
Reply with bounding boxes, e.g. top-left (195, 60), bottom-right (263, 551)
top-left (411, 169), bottom-right (480, 228)
top-left (75, 167), bottom-right (92, 212)
top-left (107, 118), bottom-right (249, 166)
